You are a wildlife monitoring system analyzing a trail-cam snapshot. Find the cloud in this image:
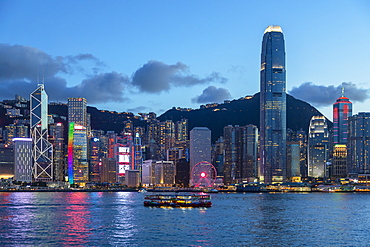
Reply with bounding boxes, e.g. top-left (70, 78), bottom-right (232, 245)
top-left (0, 43), bottom-right (126, 103)
top-left (0, 43), bottom-right (66, 79)
top-left (289, 82), bottom-right (369, 106)
top-left (68, 72), bottom-right (129, 103)
top-left (127, 106), bottom-right (150, 113)
top-left (0, 44), bottom-right (228, 108)
top-left (131, 60), bottom-right (227, 93)
top-left (192, 86), bottom-right (232, 104)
